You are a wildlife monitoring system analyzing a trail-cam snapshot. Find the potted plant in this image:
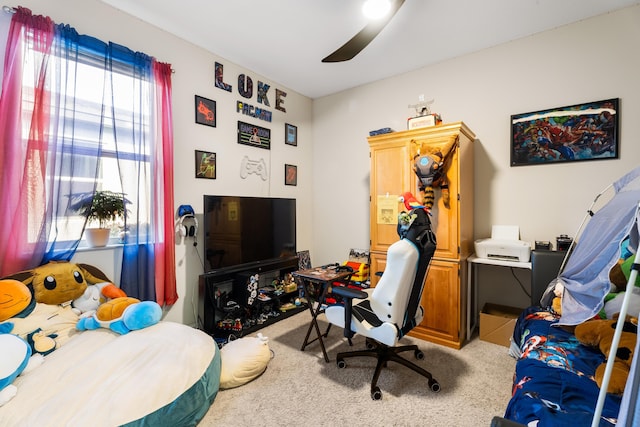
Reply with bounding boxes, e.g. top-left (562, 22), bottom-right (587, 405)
top-left (69, 190), bottom-right (130, 247)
